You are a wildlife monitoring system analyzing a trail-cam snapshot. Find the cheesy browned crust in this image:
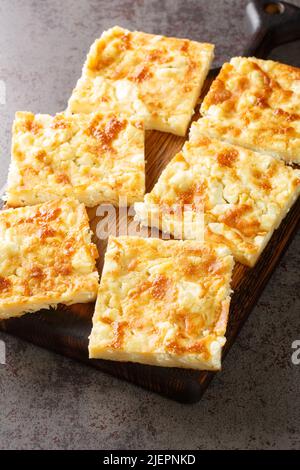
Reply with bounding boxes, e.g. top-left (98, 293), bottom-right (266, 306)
top-left (200, 56), bottom-right (300, 163)
top-left (6, 111), bottom-right (145, 207)
top-left (68, 26), bottom-right (214, 136)
top-left (89, 236), bottom-right (234, 370)
top-left (134, 123), bottom-right (300, 266)
top-left (0, 198), bottom-right (99, 319)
